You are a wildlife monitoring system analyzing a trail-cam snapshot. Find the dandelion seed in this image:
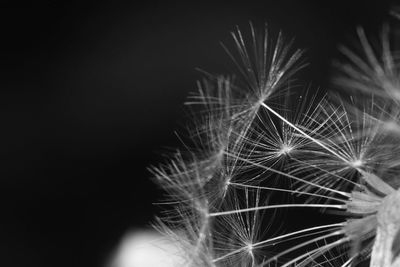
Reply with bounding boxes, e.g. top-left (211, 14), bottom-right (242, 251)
top-left (278, 143), bottom-right (293, 156)
top-left (152, 14), bottom-right (400, 267)
top-left (349, 159), bottom-right (363, 168)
